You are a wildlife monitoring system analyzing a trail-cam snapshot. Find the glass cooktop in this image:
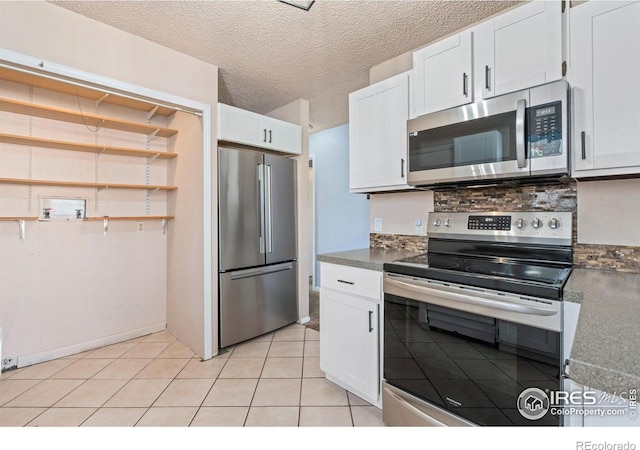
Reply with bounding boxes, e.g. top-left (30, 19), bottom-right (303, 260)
top-left (384, 251), bottom-right (572, 301)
